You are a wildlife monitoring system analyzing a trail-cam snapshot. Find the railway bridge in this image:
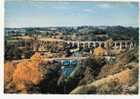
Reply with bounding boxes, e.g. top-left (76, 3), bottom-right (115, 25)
top-left (13, 36), bottom-right (135, 52)
top-left (37, 38), bottom-right (134, 51)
